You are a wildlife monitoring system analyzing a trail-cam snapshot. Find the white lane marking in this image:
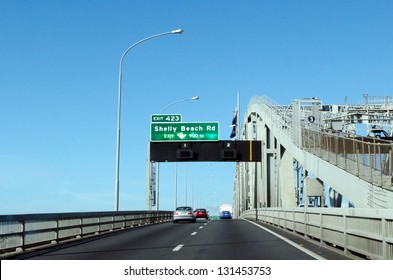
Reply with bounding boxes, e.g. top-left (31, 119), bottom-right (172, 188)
top-left (199, 226), bottom-right (204, 229)
top-left (172, 244), bottom-right (184, 251)
top-left (244, 219), bottom-right (326, 260)
top-left (191, 232), bottom-right (197, 235)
